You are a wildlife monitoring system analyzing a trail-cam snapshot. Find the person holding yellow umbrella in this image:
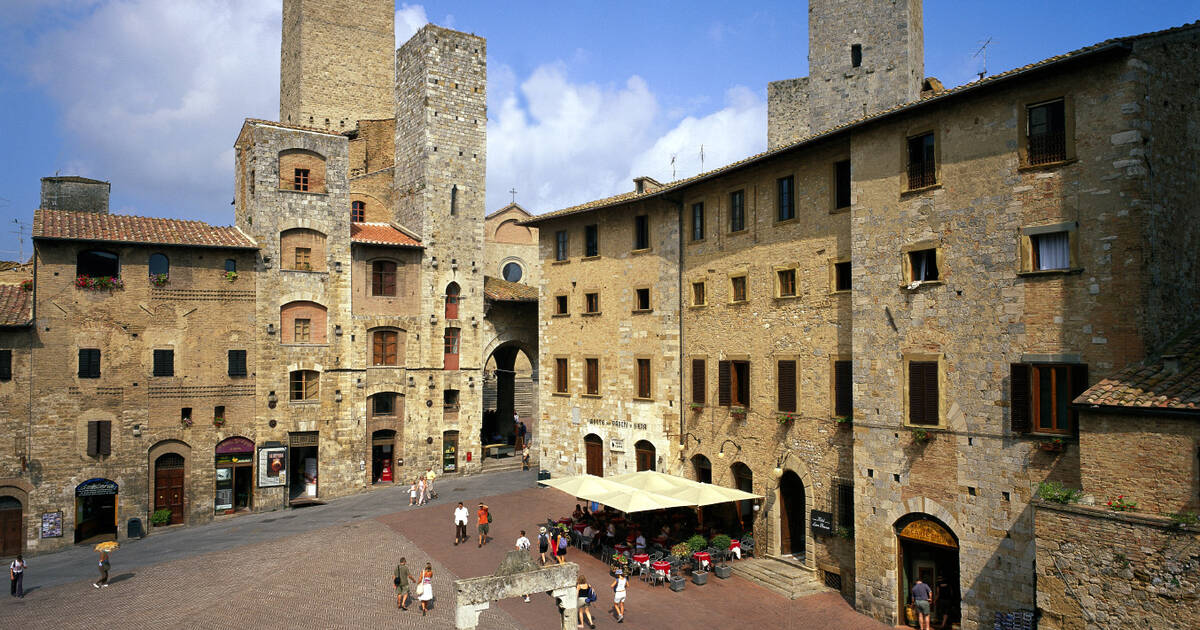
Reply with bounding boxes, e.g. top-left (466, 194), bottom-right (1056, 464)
top-left (93, 541), bottom-right (118, 588)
